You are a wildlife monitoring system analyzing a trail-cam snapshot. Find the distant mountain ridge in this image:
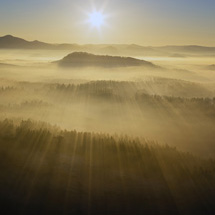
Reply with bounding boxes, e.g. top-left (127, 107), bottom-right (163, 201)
top-left (0, 62), bottom-right (17, 67)
top-left (205, 65), bottom-right (215, 71)
top-left (158, 45), bottom-right (215, 53)
top-left (0, 35), bottom-right (215, 56)
top-left (0, 35), bottom-right (54, 49)
top-left (56, 52), bottom-right (157, 68)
